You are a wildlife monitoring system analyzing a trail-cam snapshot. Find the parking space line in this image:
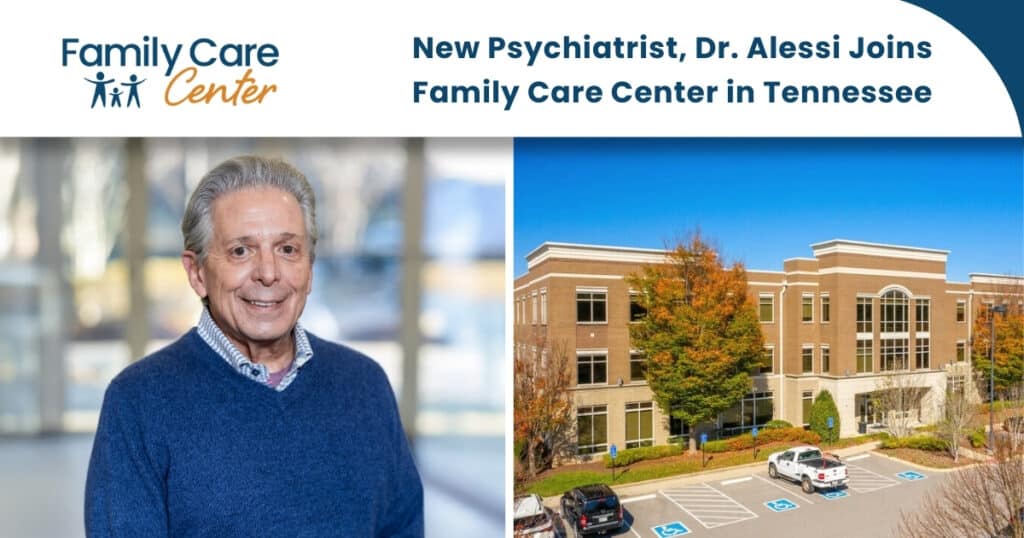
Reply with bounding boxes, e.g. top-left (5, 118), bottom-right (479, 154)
top-left (660, 483), bottom-right (758, 529)
top-left (622, 494), bottom-right (657, 504)
top-left (845, 454), bottom-right (870, 462)
top-left (751, 474), bottom-right (816, 504)
top-left (722, 477), bottom-right (753, 486)
top-left (846, 463), bottom-right (899, 493)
